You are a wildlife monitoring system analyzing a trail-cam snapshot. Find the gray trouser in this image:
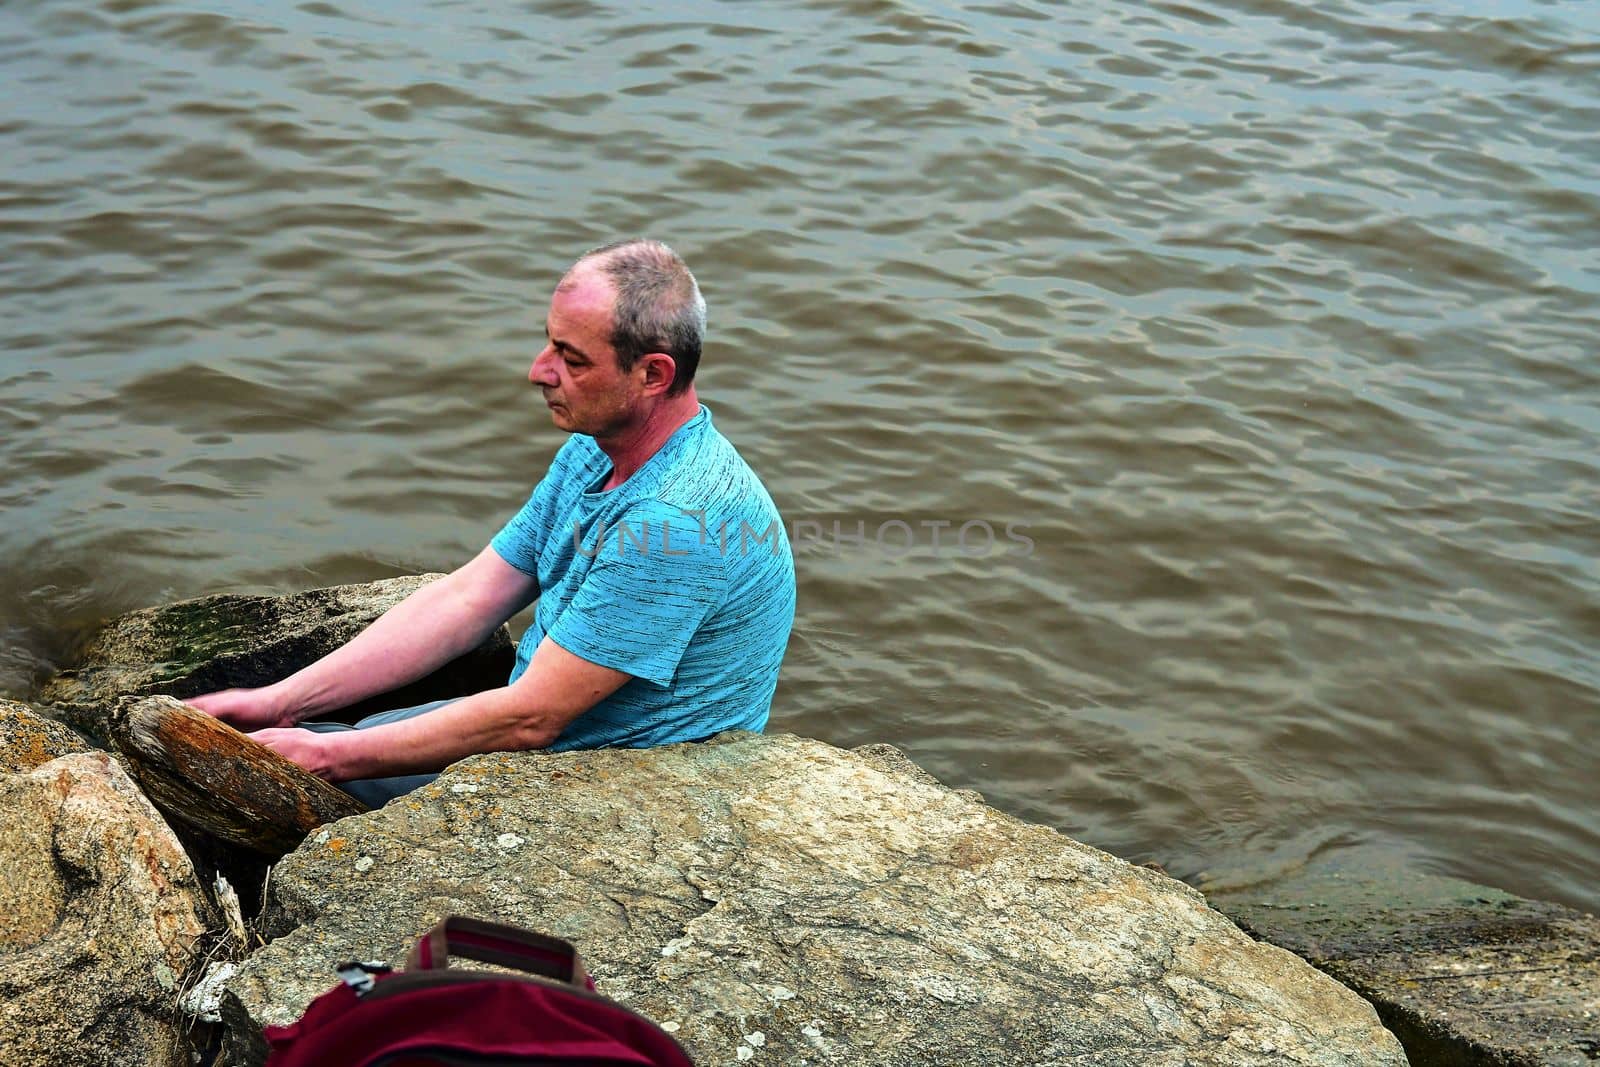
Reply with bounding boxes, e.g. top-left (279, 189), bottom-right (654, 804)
top-left (299, 698), bottom-right (462, 807)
